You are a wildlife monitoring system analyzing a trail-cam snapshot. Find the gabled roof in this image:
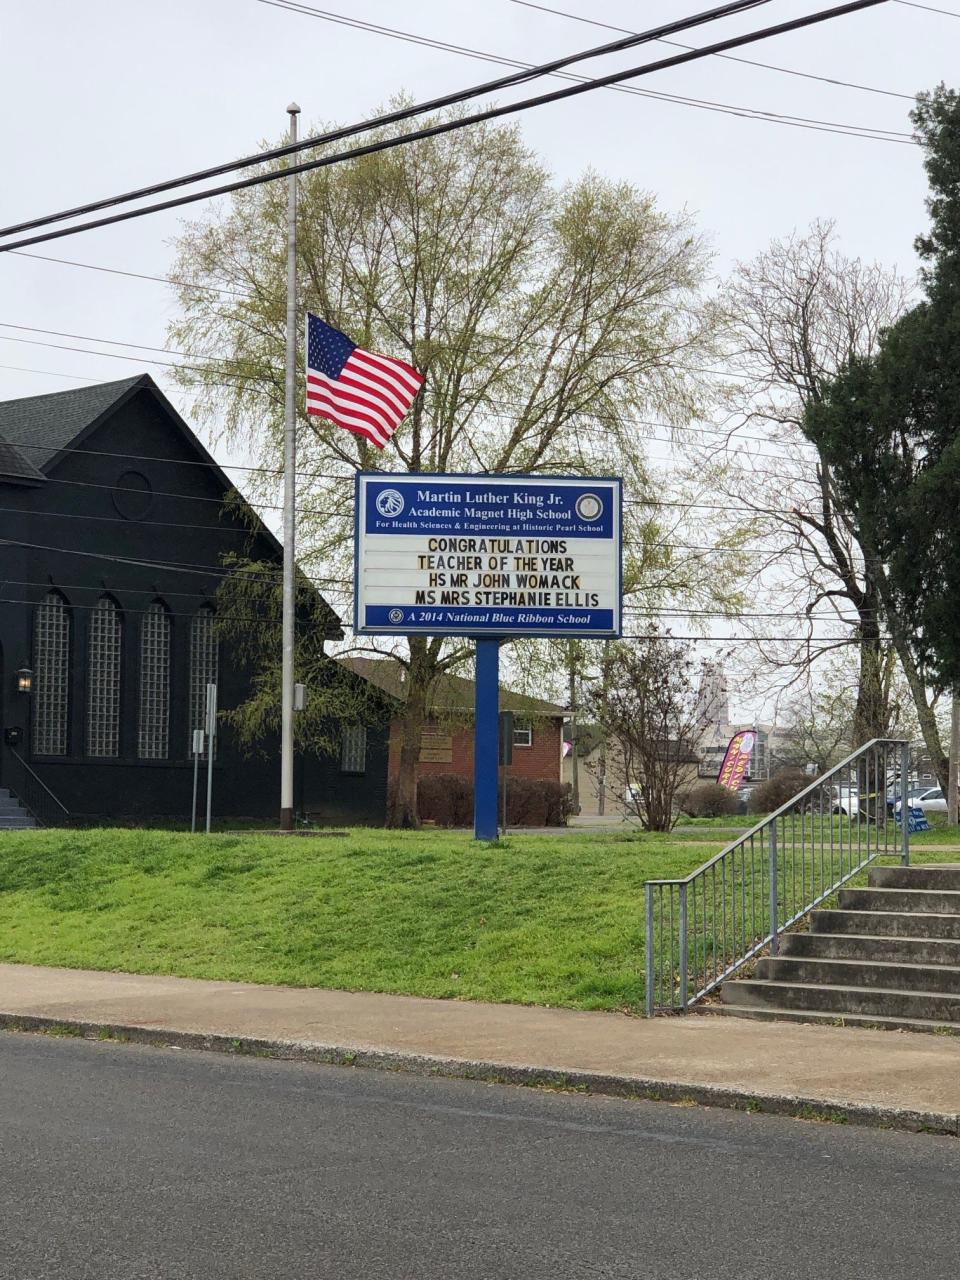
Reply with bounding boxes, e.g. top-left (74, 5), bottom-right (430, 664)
top-left (0, 375), bottom-right (145, 471)
top-left (338, 656), bottom-right (567, 718)
top-left (0, 435), bottom-right (45, 483)
top-left (0, 373), bottom-right (343, 635)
